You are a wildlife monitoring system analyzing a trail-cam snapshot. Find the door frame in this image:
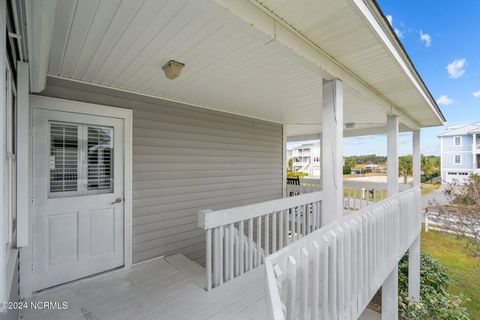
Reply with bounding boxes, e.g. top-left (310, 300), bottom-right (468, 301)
top-left (20, 95), bottom-right (133, 297)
